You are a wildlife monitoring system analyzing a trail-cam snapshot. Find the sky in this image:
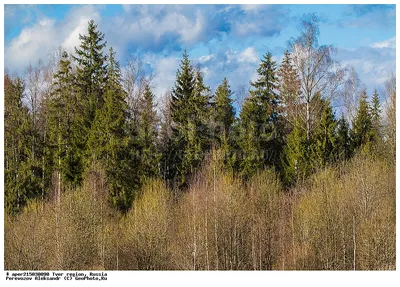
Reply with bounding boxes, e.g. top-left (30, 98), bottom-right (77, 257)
top-left (3, 4), bottom-right (396, 100)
